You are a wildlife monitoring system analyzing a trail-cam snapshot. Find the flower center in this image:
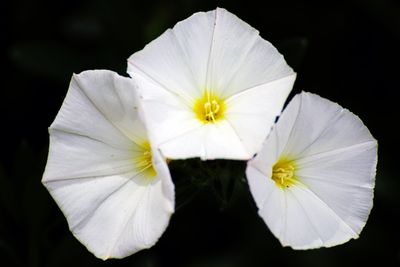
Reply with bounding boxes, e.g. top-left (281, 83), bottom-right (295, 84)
top-left (194, 92), bottom-right (225, 123)
top-left (272, 159), bottom-right (297, 189)
top-left (133, 141), bottom-right (156, 179)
